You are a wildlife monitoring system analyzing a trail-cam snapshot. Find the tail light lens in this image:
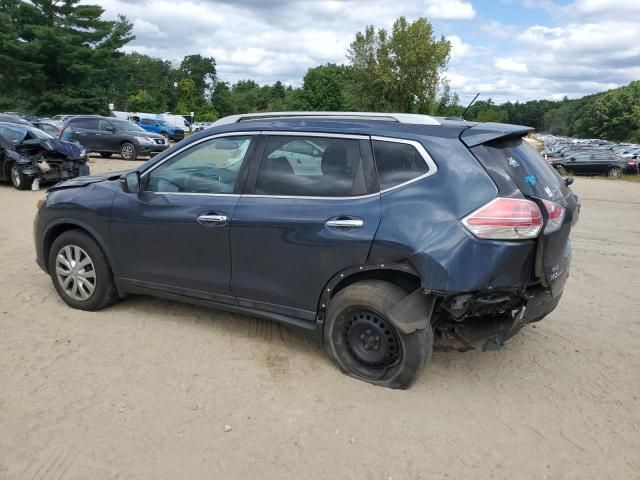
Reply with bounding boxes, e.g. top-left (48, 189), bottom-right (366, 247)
top-left (627, 160), bottom-right (638, 167)
top-left (541, 199), bottom-right (566, 234)
top-left (462, 198), bottom-right (543, 240)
